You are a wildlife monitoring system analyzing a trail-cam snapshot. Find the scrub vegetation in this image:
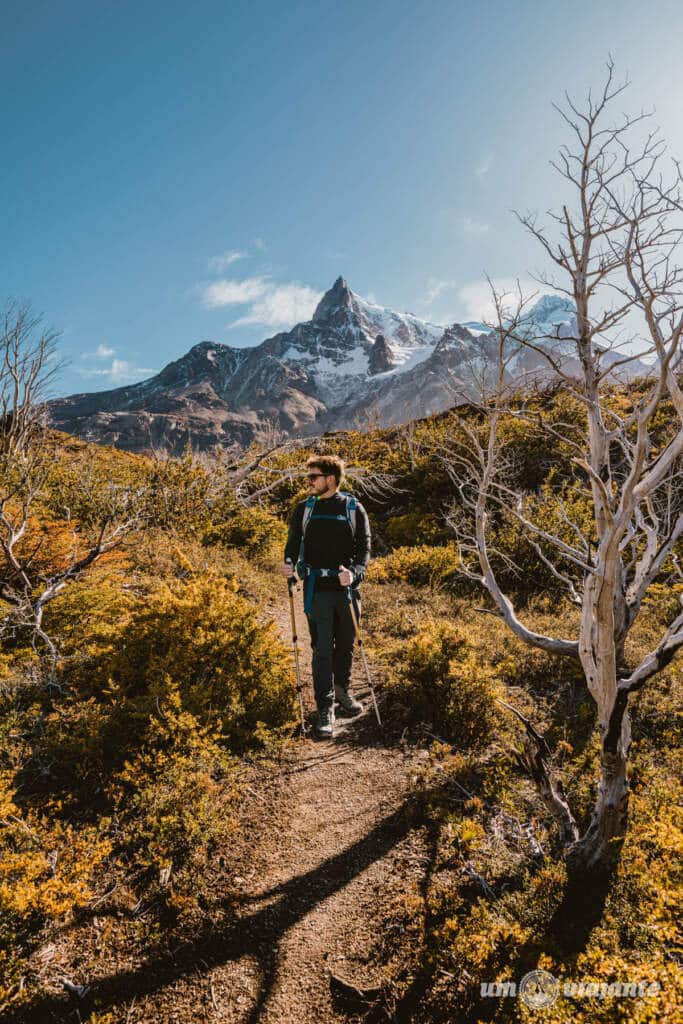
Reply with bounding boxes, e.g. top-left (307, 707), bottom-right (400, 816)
top-left (0, 396), bottom-right (680, 1020)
